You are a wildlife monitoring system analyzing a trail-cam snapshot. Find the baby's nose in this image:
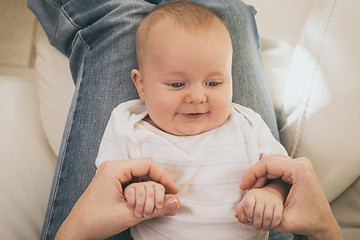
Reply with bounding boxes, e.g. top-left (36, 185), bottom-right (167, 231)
top-left (184, 88), bottom-right (207, 104)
